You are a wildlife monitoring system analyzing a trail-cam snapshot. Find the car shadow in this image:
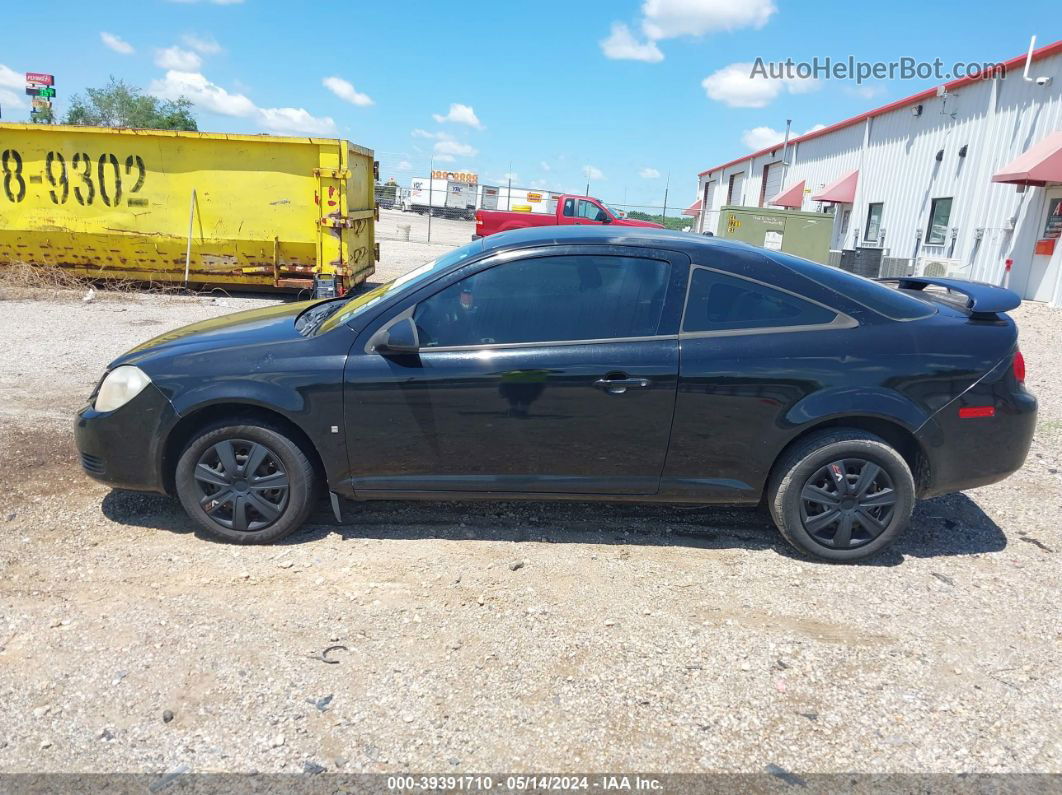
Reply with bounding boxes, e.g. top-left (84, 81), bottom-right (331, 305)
top-left (100, 490), bottom-right (1006, 566)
